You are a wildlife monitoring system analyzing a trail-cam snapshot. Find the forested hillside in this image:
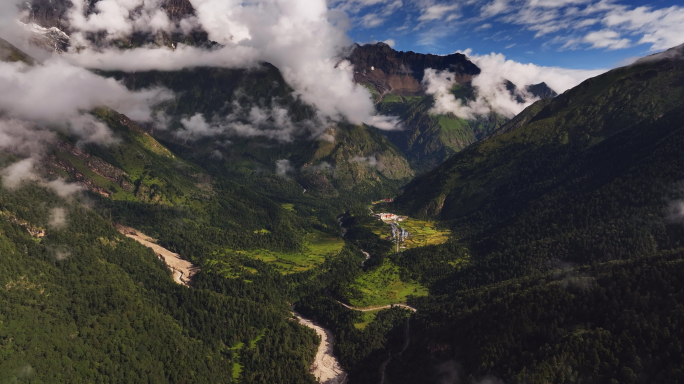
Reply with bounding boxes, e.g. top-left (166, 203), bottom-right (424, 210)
top-left (104, 65), bottom-right (414, 202)
top-left (5, 4), bottom-right (684, 382)
top-left (0, 38), bottom-right (414, 383)
top-left (381, 44), bottom-right (684, 383)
